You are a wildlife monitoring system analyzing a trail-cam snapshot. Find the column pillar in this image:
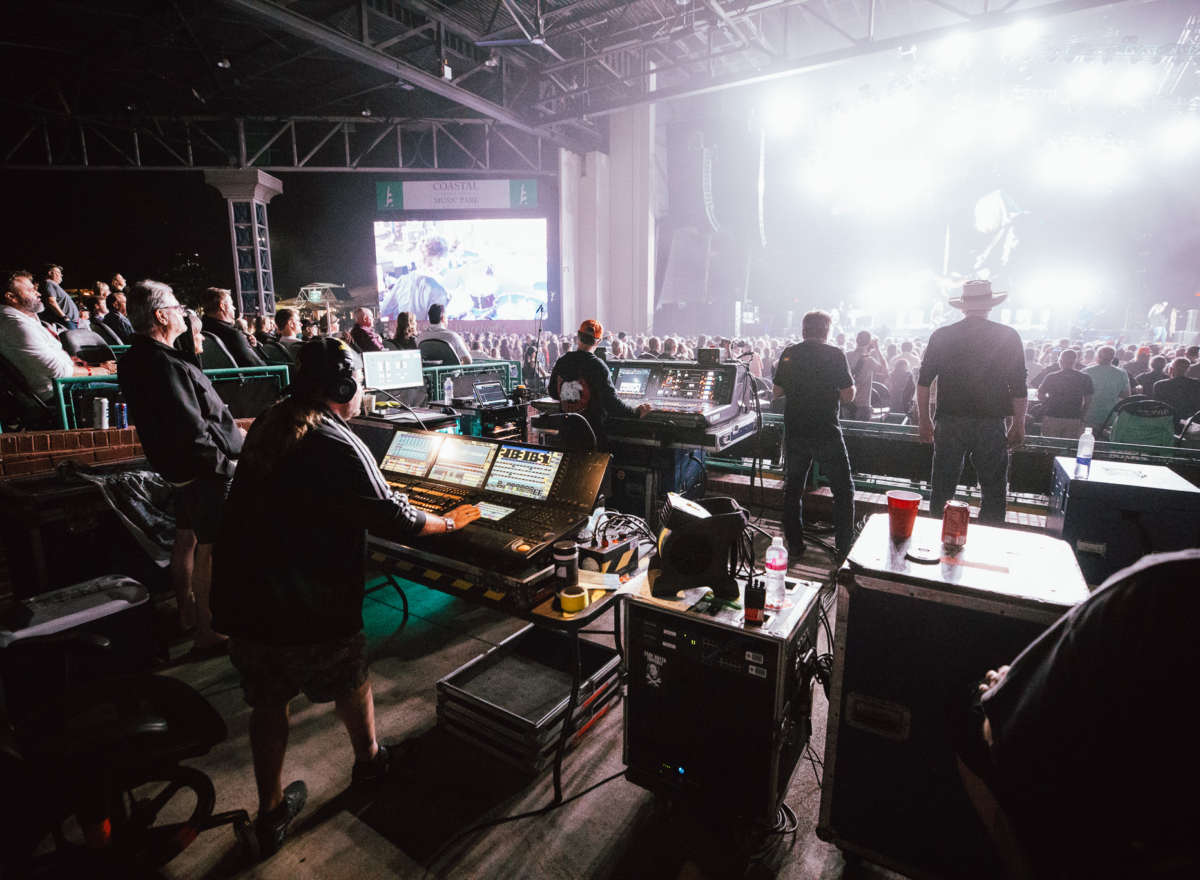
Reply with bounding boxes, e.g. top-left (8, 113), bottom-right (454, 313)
top-left (203, 169), bottom-right (283, 316)
top-left (607, 105), bottom-right (655, 335)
